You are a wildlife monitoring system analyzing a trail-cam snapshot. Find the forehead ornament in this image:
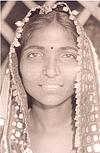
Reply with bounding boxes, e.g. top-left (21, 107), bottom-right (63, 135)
top-left (12, 2), bottom-right (79, 50)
